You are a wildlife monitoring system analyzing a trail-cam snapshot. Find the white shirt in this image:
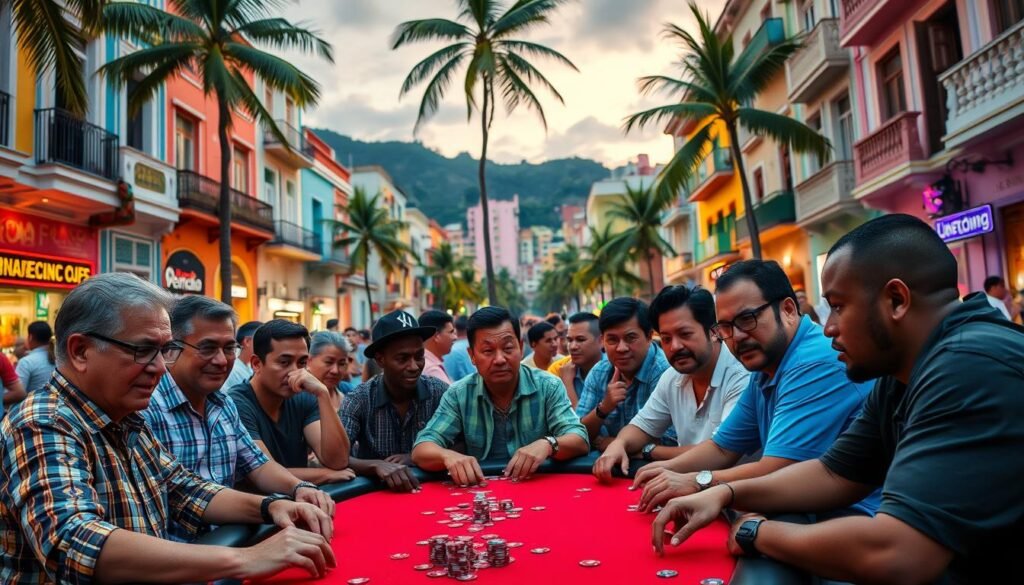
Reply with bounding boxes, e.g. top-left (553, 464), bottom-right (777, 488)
top-left (629, 345), bottom-right (750, 447)
top-left (986, 294), bottom-right (1012, 320)
top-left (222, 357), bottom-right (253, 392)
